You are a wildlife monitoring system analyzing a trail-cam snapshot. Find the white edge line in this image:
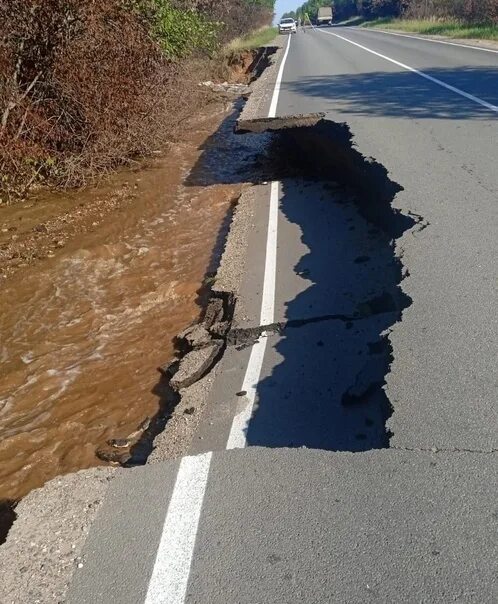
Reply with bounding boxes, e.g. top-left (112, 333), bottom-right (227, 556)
top-left (227, 37), bottom-right (290, 447)
top-left (144, 452), bottom-right (212, 604)
top-left (226, 180), bottom-right (279, 449)
top-left (319, 29), bottom-right (498, 113)
top-left (226, 336), bottom-right (269, 449)
top-left (226, 31), bottom-right (289, 448)
top-left (259, 180), bottom-right (280, 326)
top-left (144, 31), bottom-right (287, 604)
top-left (268, 34), bottom-right (292, 118)
top-left (352, 26), bottom-right (498, 55)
